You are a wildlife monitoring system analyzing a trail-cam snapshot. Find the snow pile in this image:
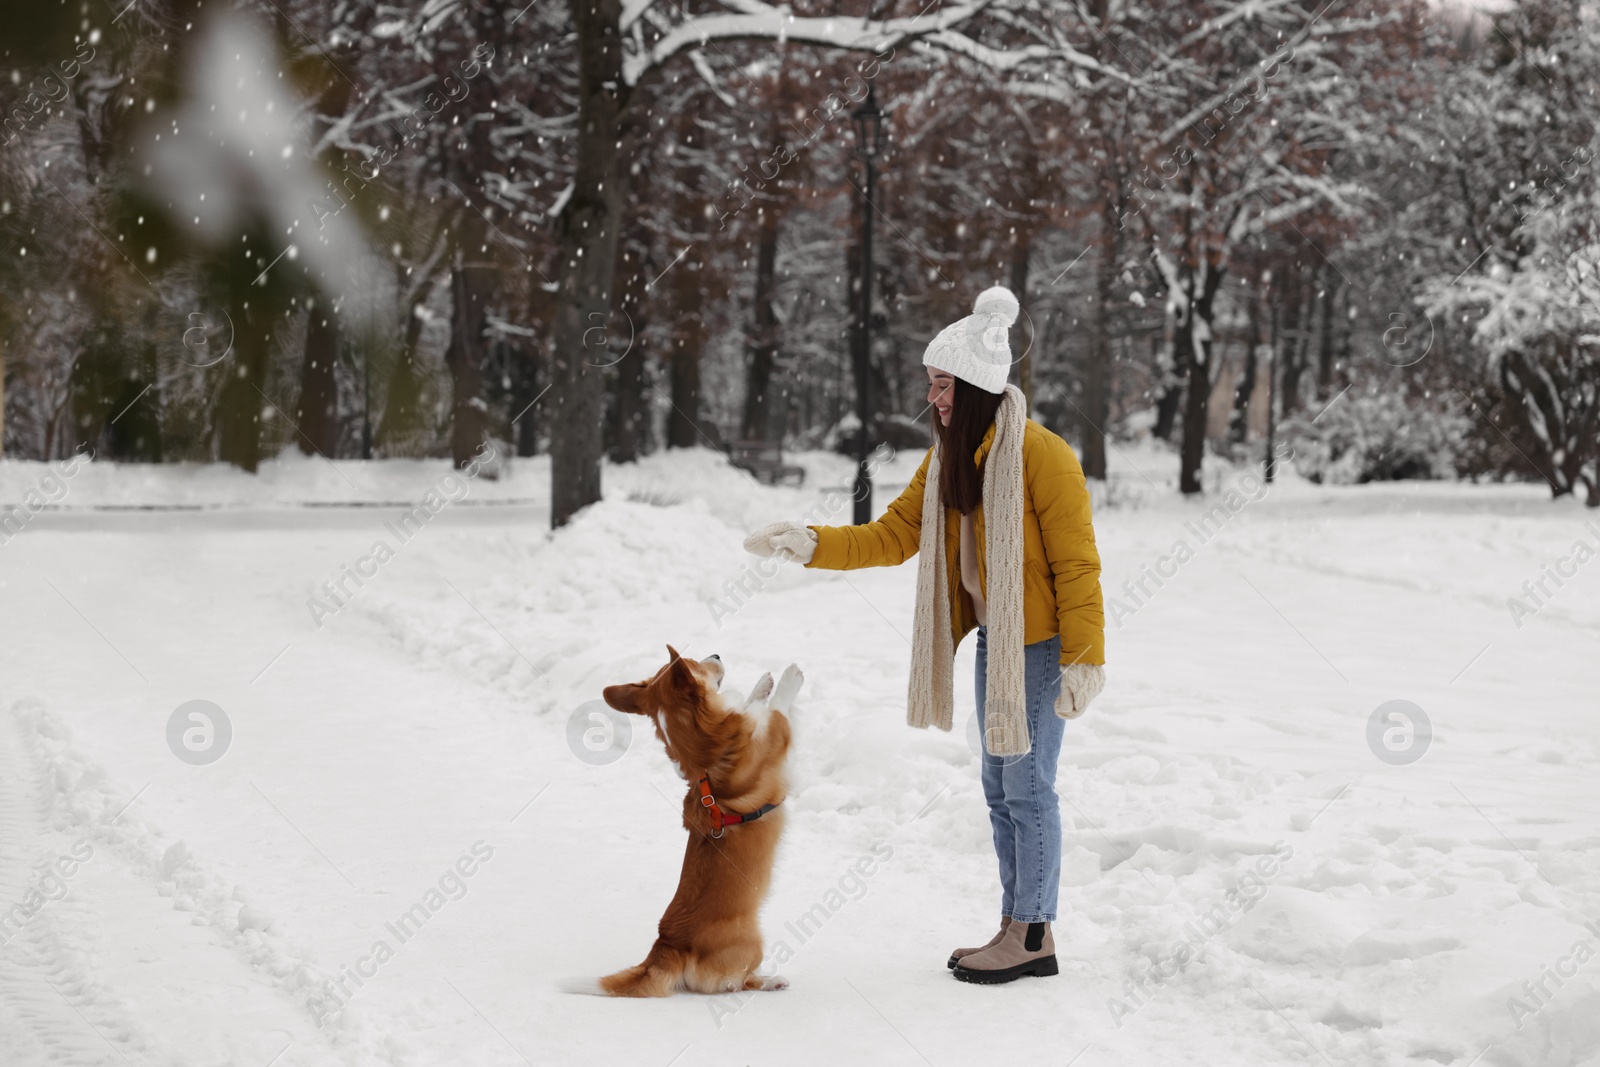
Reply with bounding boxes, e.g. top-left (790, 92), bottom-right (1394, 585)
top-left (0, 450), bottom-right (547, 510)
